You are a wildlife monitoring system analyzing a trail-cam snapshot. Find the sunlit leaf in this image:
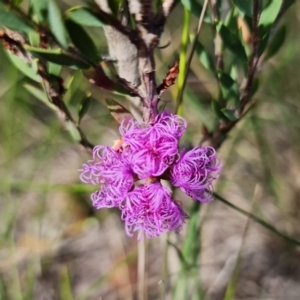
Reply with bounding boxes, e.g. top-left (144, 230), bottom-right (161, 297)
top-left (66, 6), bottom-right (106, 27)
top-left (259, 0), bottom-right (282, 28)
top-left (65, 20), bottom-right (99, 64)
top-left (48, 0), bottom-right (69, 49)
top-left (31, 0), bottom-right (48, 23)
top-left (67, 122), bottom-right (81, 142)
top-left (6, 50), bottom-right (41, 82)
top-left (217, 22), bottom-right (247, 62)
top-left (23, 84), bottom-right (50, 105)
top-left (0, 3), bottom-right (33, 33)
top-left (25, 46), bottom-right (90, 69)
top-left (28, 31), bottom-right (40, 47)
top-left (64, 71), bottom-right (83, 103)
top-left (49, 63), bottom-right (62, 76)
